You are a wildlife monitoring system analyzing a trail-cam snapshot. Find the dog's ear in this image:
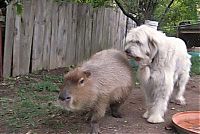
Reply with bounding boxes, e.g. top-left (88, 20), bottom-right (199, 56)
top-left (148, 38), bottom-right (158, 60)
